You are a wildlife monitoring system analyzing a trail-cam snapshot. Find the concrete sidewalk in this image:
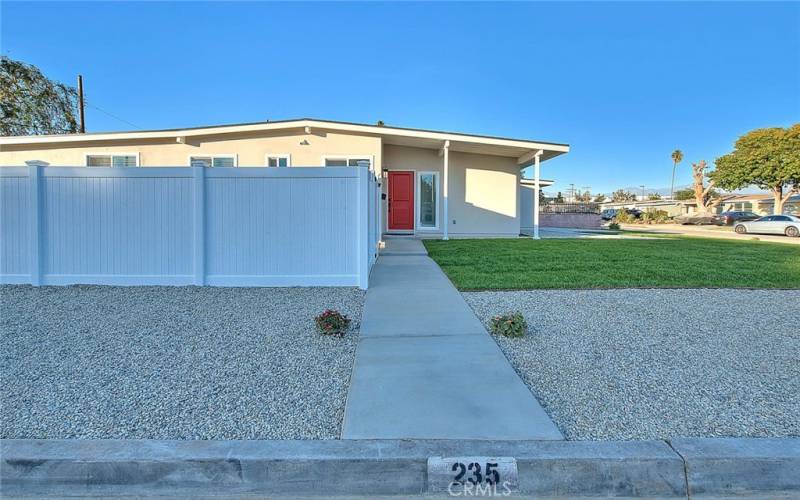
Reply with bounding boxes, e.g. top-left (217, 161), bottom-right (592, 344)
top-left (342, 238), bottom-right (562, 440)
